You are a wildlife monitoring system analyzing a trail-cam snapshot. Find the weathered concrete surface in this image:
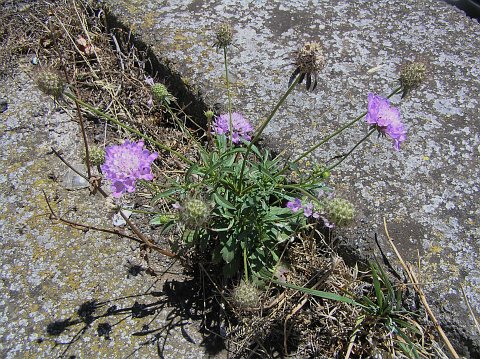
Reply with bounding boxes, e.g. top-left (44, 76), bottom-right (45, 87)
top-left (102, 0), bottom-right (480, 356)
top-left (0, 59), bottom-right (224, 358)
